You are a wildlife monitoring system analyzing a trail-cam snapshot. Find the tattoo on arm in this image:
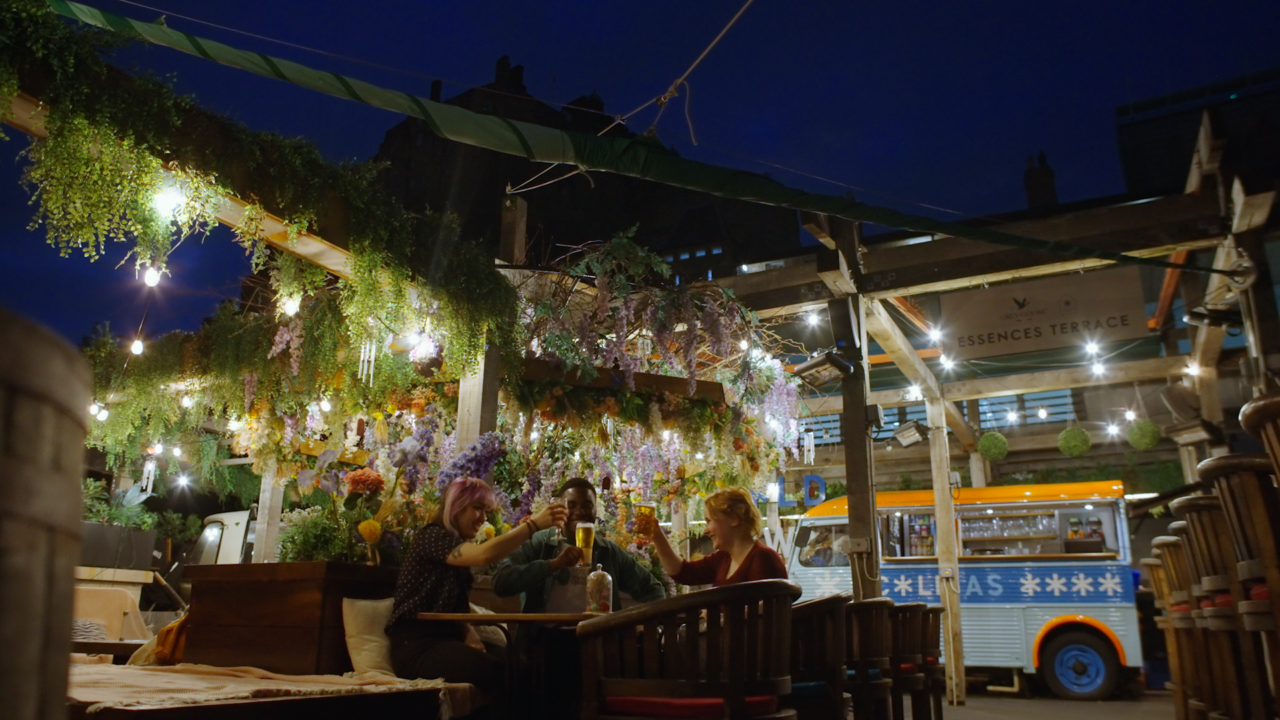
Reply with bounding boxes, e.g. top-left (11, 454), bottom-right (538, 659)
top-left (450, 546), bottom-right (463, 560)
